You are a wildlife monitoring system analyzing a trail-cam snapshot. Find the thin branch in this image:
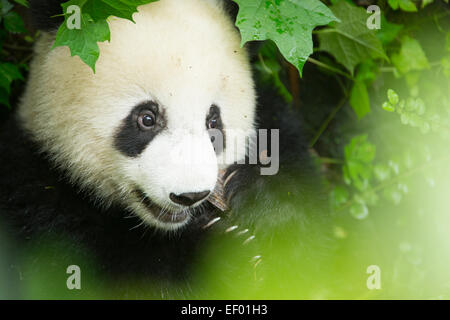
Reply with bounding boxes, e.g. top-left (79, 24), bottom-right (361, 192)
top-left (319, 157), bottom-right (344, 164)
top-left (307, 57), bottom-right (353, 80)
top-left (2, 44), bottom-right (32, 51)
top-left (309, 95), bottom-right (348, 148)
